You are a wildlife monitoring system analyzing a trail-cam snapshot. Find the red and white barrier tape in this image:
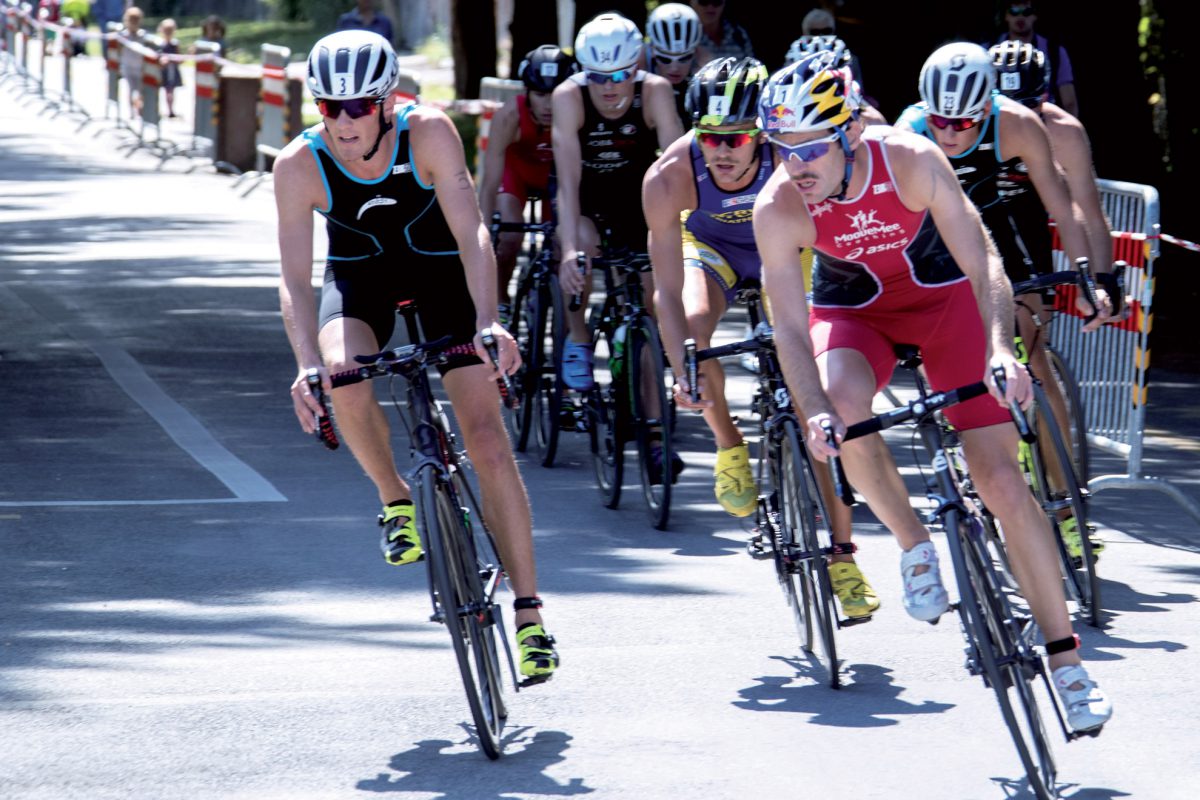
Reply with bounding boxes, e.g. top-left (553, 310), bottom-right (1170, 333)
top-left (1157, 233), bottom-right (1200, 254)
